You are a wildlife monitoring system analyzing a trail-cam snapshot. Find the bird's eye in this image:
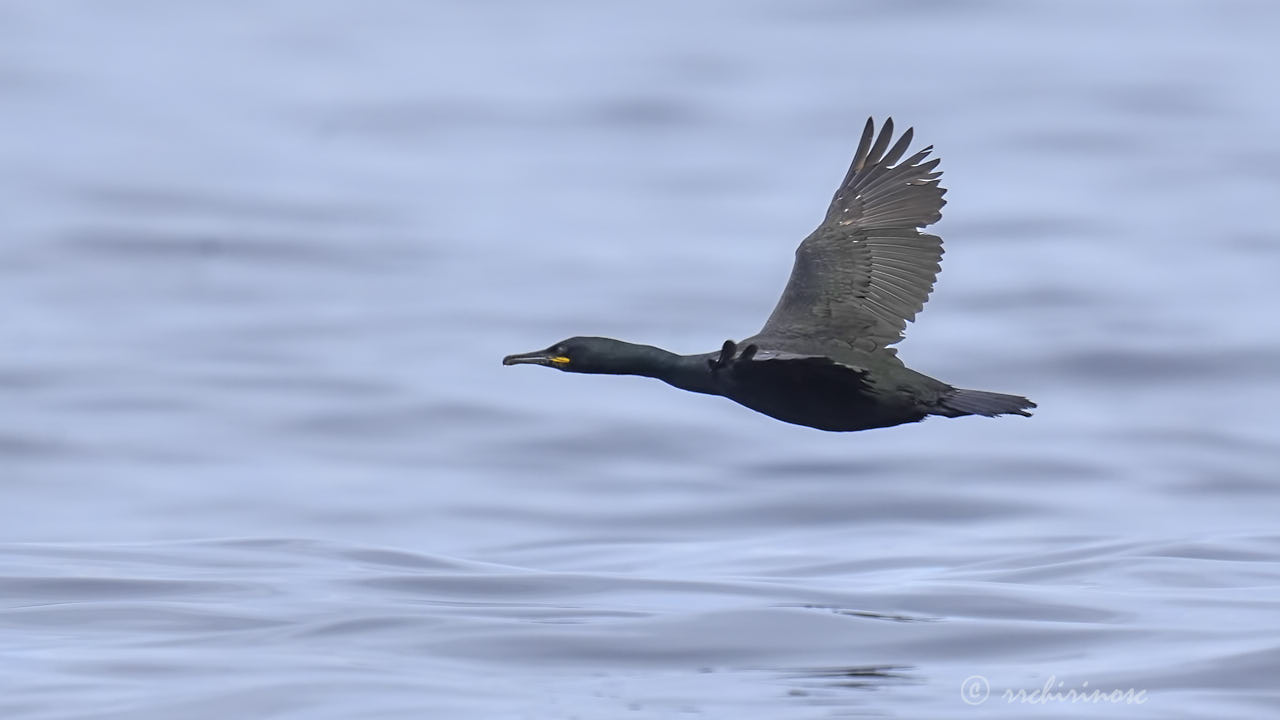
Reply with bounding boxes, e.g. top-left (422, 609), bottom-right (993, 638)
top-left (548, 346), bottom-right (572, 366)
